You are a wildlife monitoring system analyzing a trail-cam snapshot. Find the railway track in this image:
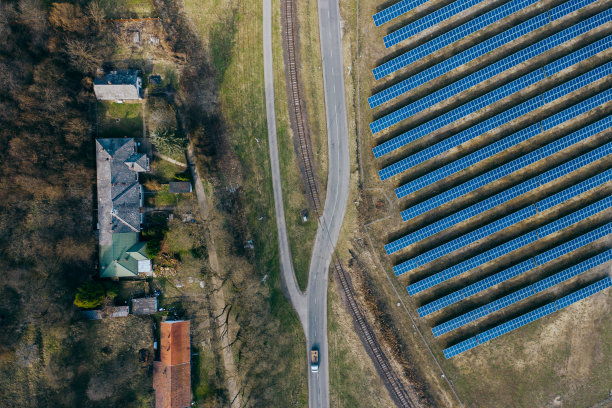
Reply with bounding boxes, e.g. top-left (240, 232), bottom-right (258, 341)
top-left (282, 0), bottom-right (321, 212)
top-left (333, 259), bottom-right (415, 408)
top-left (281, 1), bottom-right (415, 406)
